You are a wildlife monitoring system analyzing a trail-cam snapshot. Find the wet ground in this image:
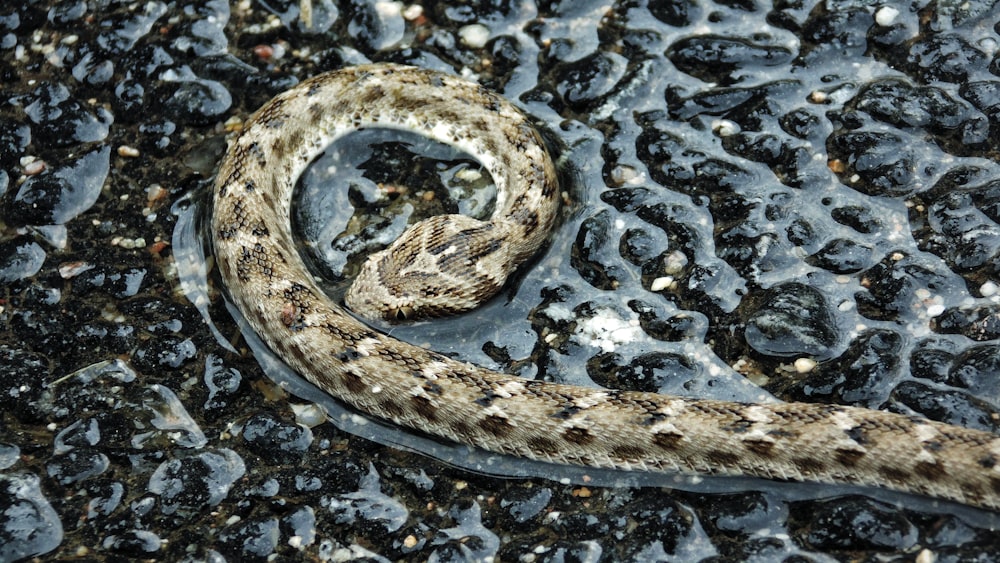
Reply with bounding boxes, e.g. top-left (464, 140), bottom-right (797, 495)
top-left (2, 0), bottom-right (1000, 560)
